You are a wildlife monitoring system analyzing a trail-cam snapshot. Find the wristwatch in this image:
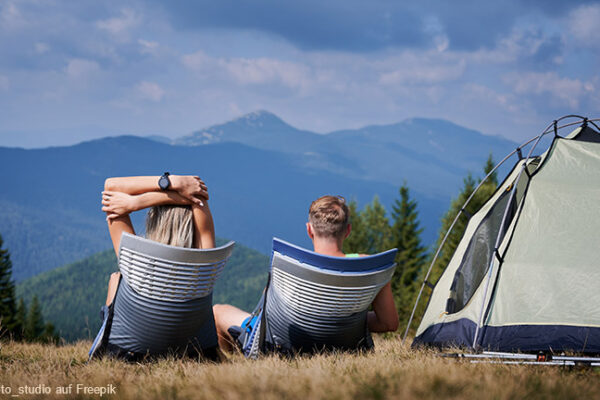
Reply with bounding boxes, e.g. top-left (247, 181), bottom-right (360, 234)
top-left (158, 172), bottom-right (171, 190)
